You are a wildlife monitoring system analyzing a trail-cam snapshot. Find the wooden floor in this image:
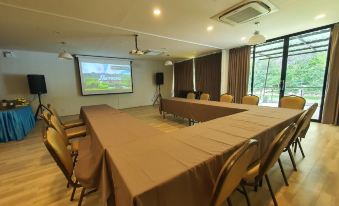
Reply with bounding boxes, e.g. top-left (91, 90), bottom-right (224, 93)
top-left (0, 106), bottom-right (338, 206)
